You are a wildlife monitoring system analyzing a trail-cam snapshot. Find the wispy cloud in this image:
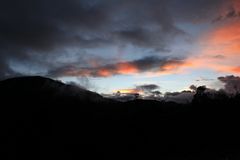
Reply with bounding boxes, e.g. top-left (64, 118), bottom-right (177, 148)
top-left (213, 0), bottom-right (240, 22)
